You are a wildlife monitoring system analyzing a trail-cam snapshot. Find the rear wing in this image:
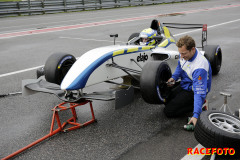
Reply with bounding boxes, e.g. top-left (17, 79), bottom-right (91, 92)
top-left (162, 23), bottom-right (207, 48)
